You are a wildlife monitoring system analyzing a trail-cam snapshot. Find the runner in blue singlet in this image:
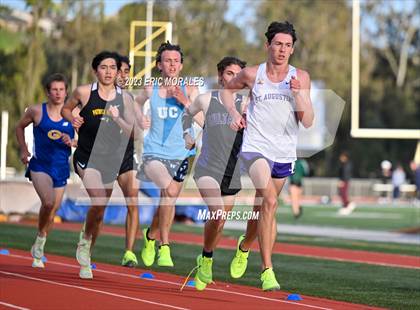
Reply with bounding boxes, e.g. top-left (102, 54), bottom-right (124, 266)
top-left (16, 73), bottom-right (75, 269)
